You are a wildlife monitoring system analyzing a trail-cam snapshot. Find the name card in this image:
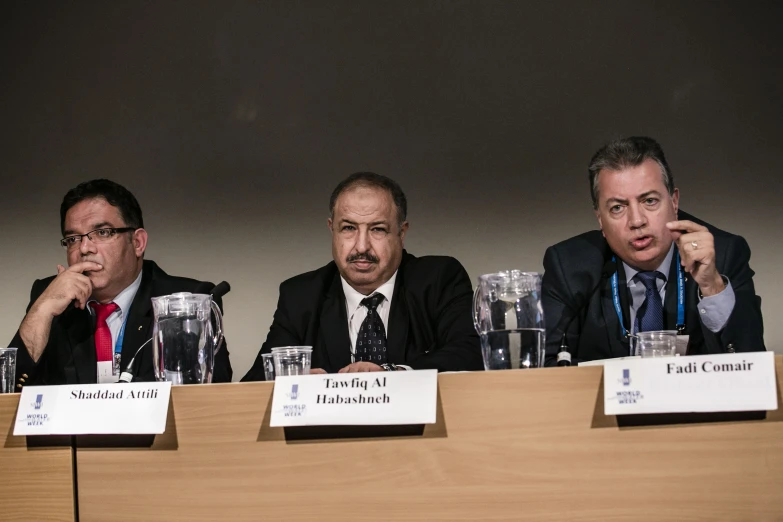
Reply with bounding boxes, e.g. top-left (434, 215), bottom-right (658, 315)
top-left (270, 370), bottom-right (437, 427)
top-left (14, 382), bottom-right (171, 436)
top-left (604, 351), bottom-right (777, 415)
